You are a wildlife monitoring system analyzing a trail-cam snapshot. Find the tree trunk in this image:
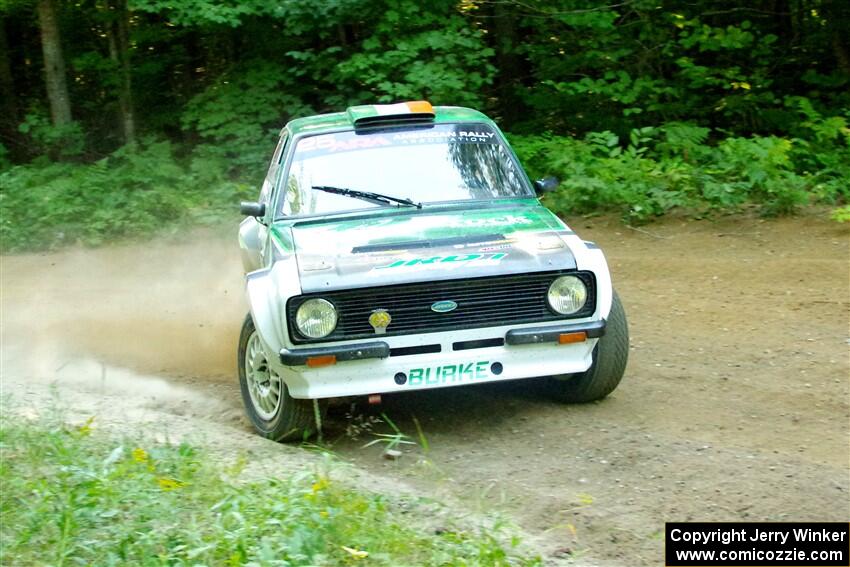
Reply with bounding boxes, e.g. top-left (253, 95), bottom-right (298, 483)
top-left (106, 0), bottom-right (134, 143)
top-left (832, 35), bottom-right (850, 76)
top-left (0, 19), bottom-right (18, 130)
top-left (492, 2), bottom-right (524, 128)
top-left (36, 0), bottom-right (72, 126)
top-left (772, 0), bottom-right (795, 49)
top-left (821, 0), bottom-right (850, 75)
